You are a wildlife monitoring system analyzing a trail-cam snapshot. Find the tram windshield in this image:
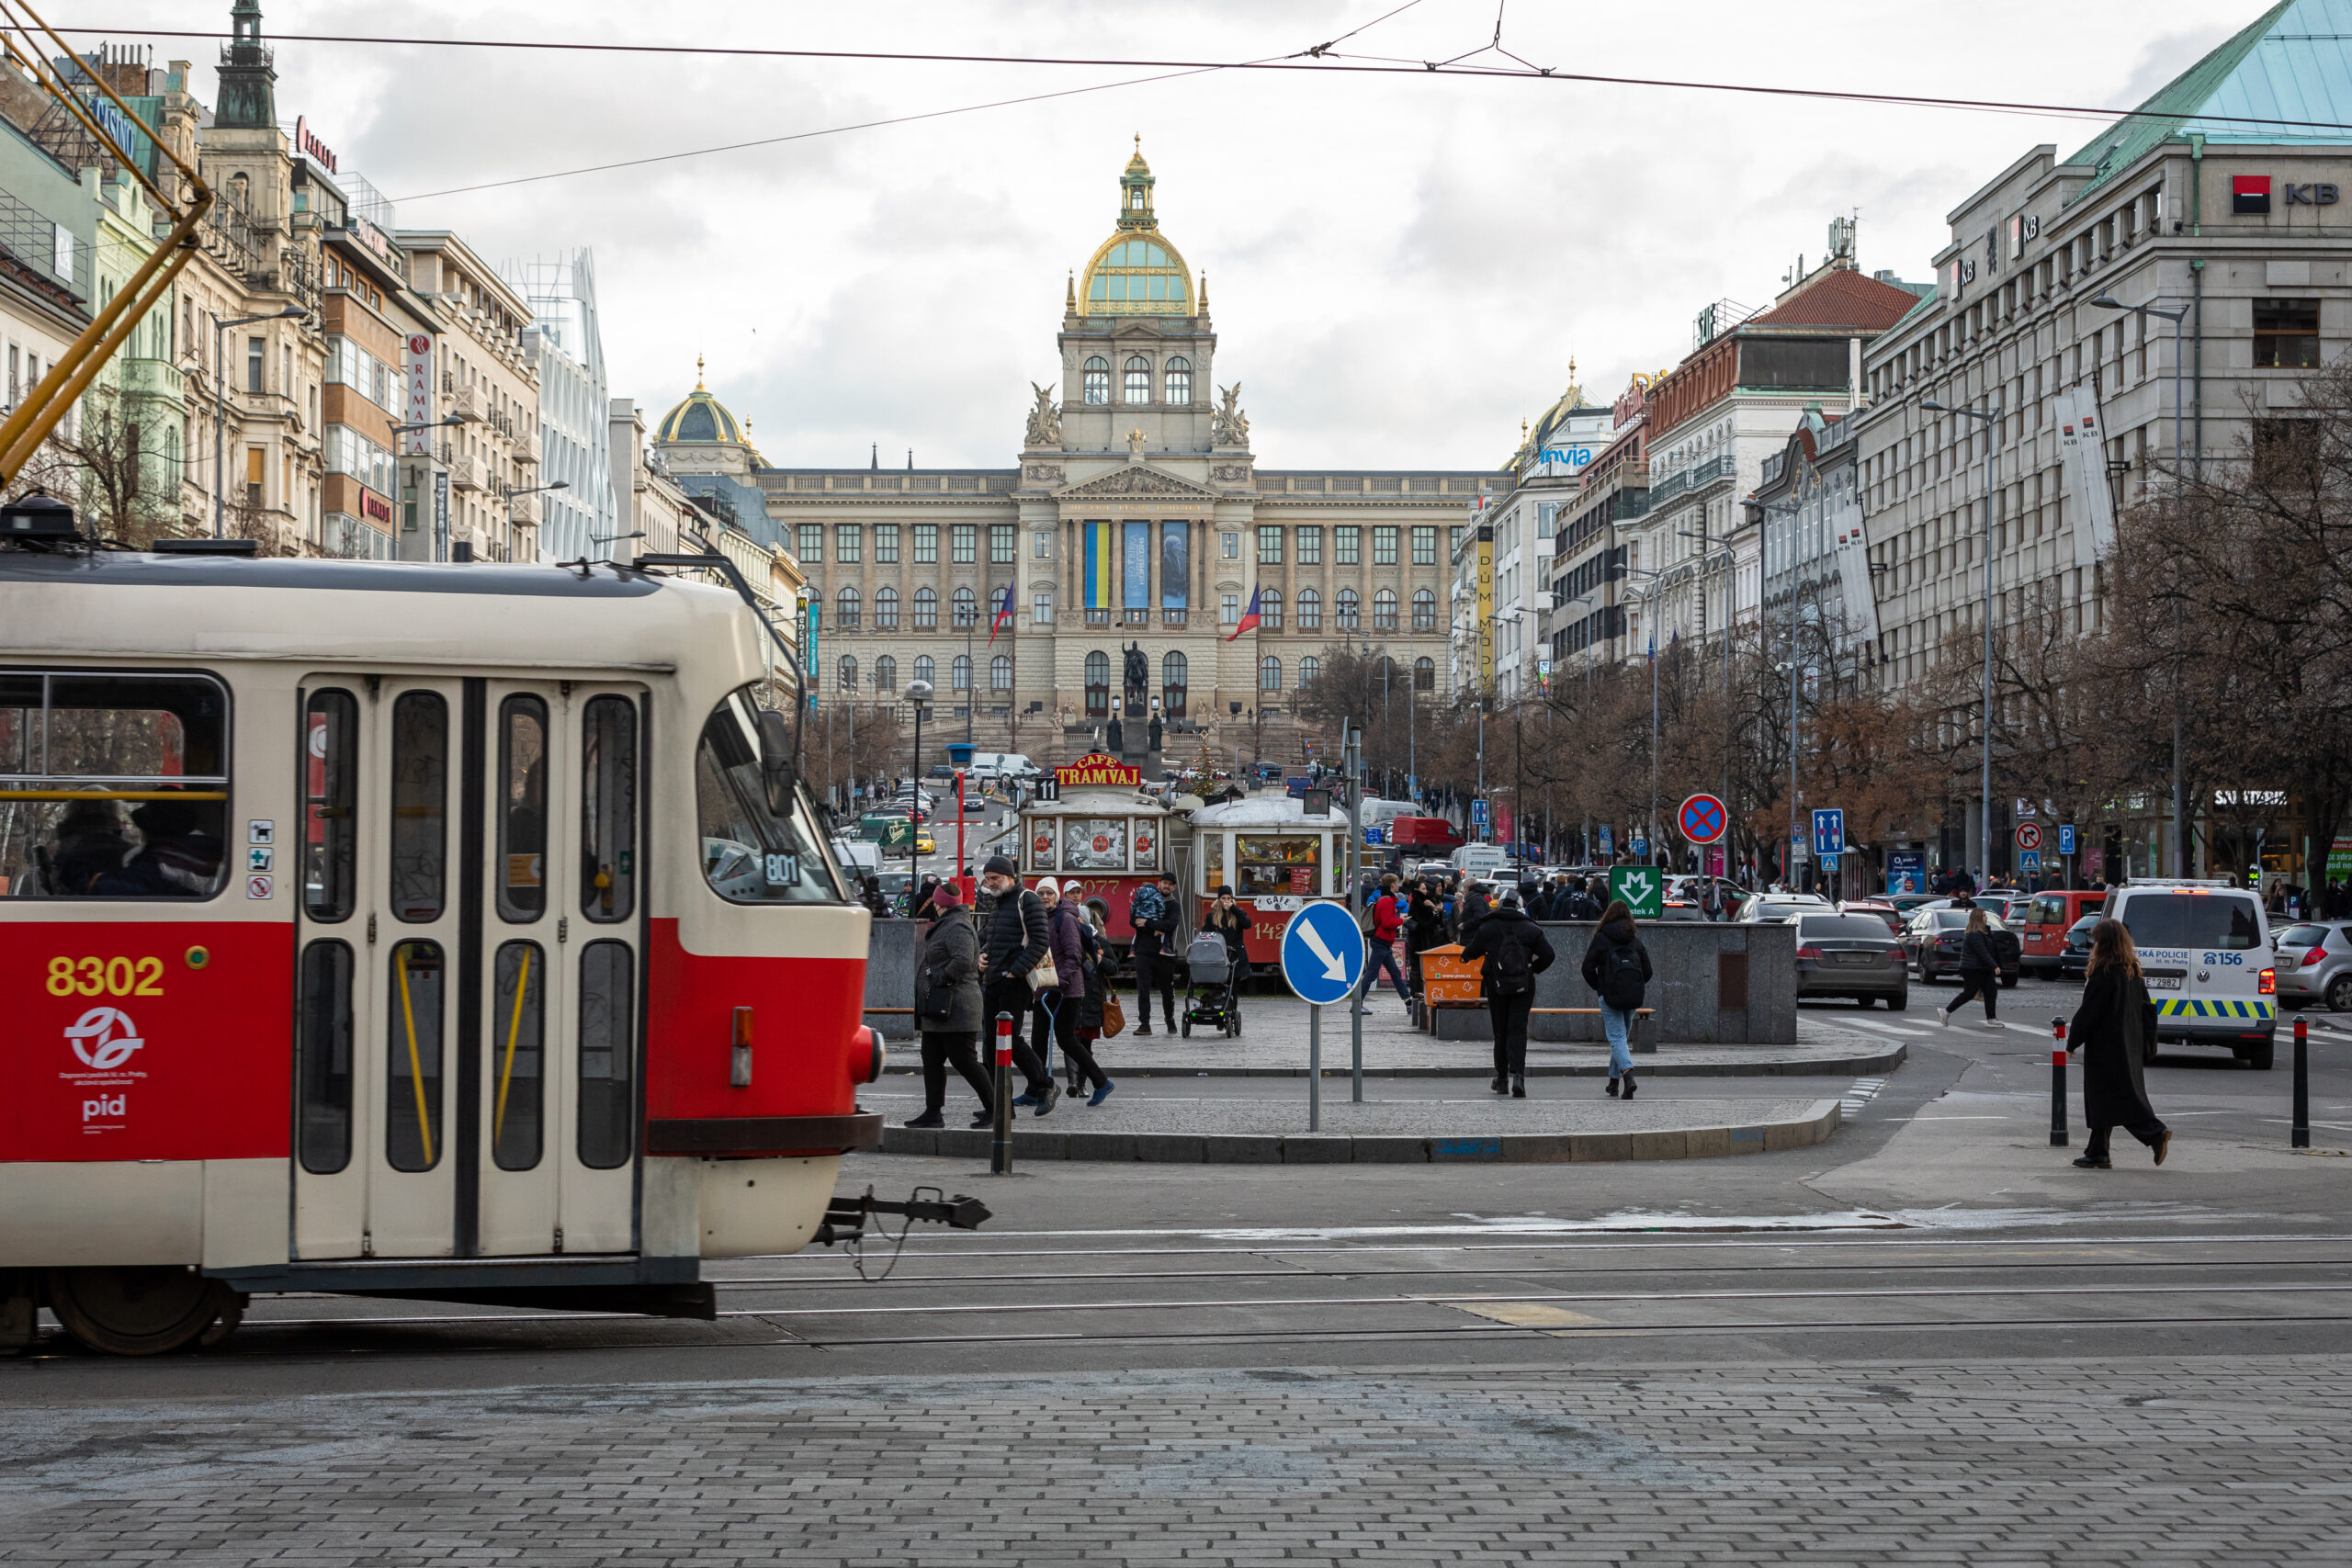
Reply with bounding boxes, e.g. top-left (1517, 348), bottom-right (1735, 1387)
top-left (0, 671), bottom-right (230, 899)
top-left (695, 686), bottom-right (845, 904)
